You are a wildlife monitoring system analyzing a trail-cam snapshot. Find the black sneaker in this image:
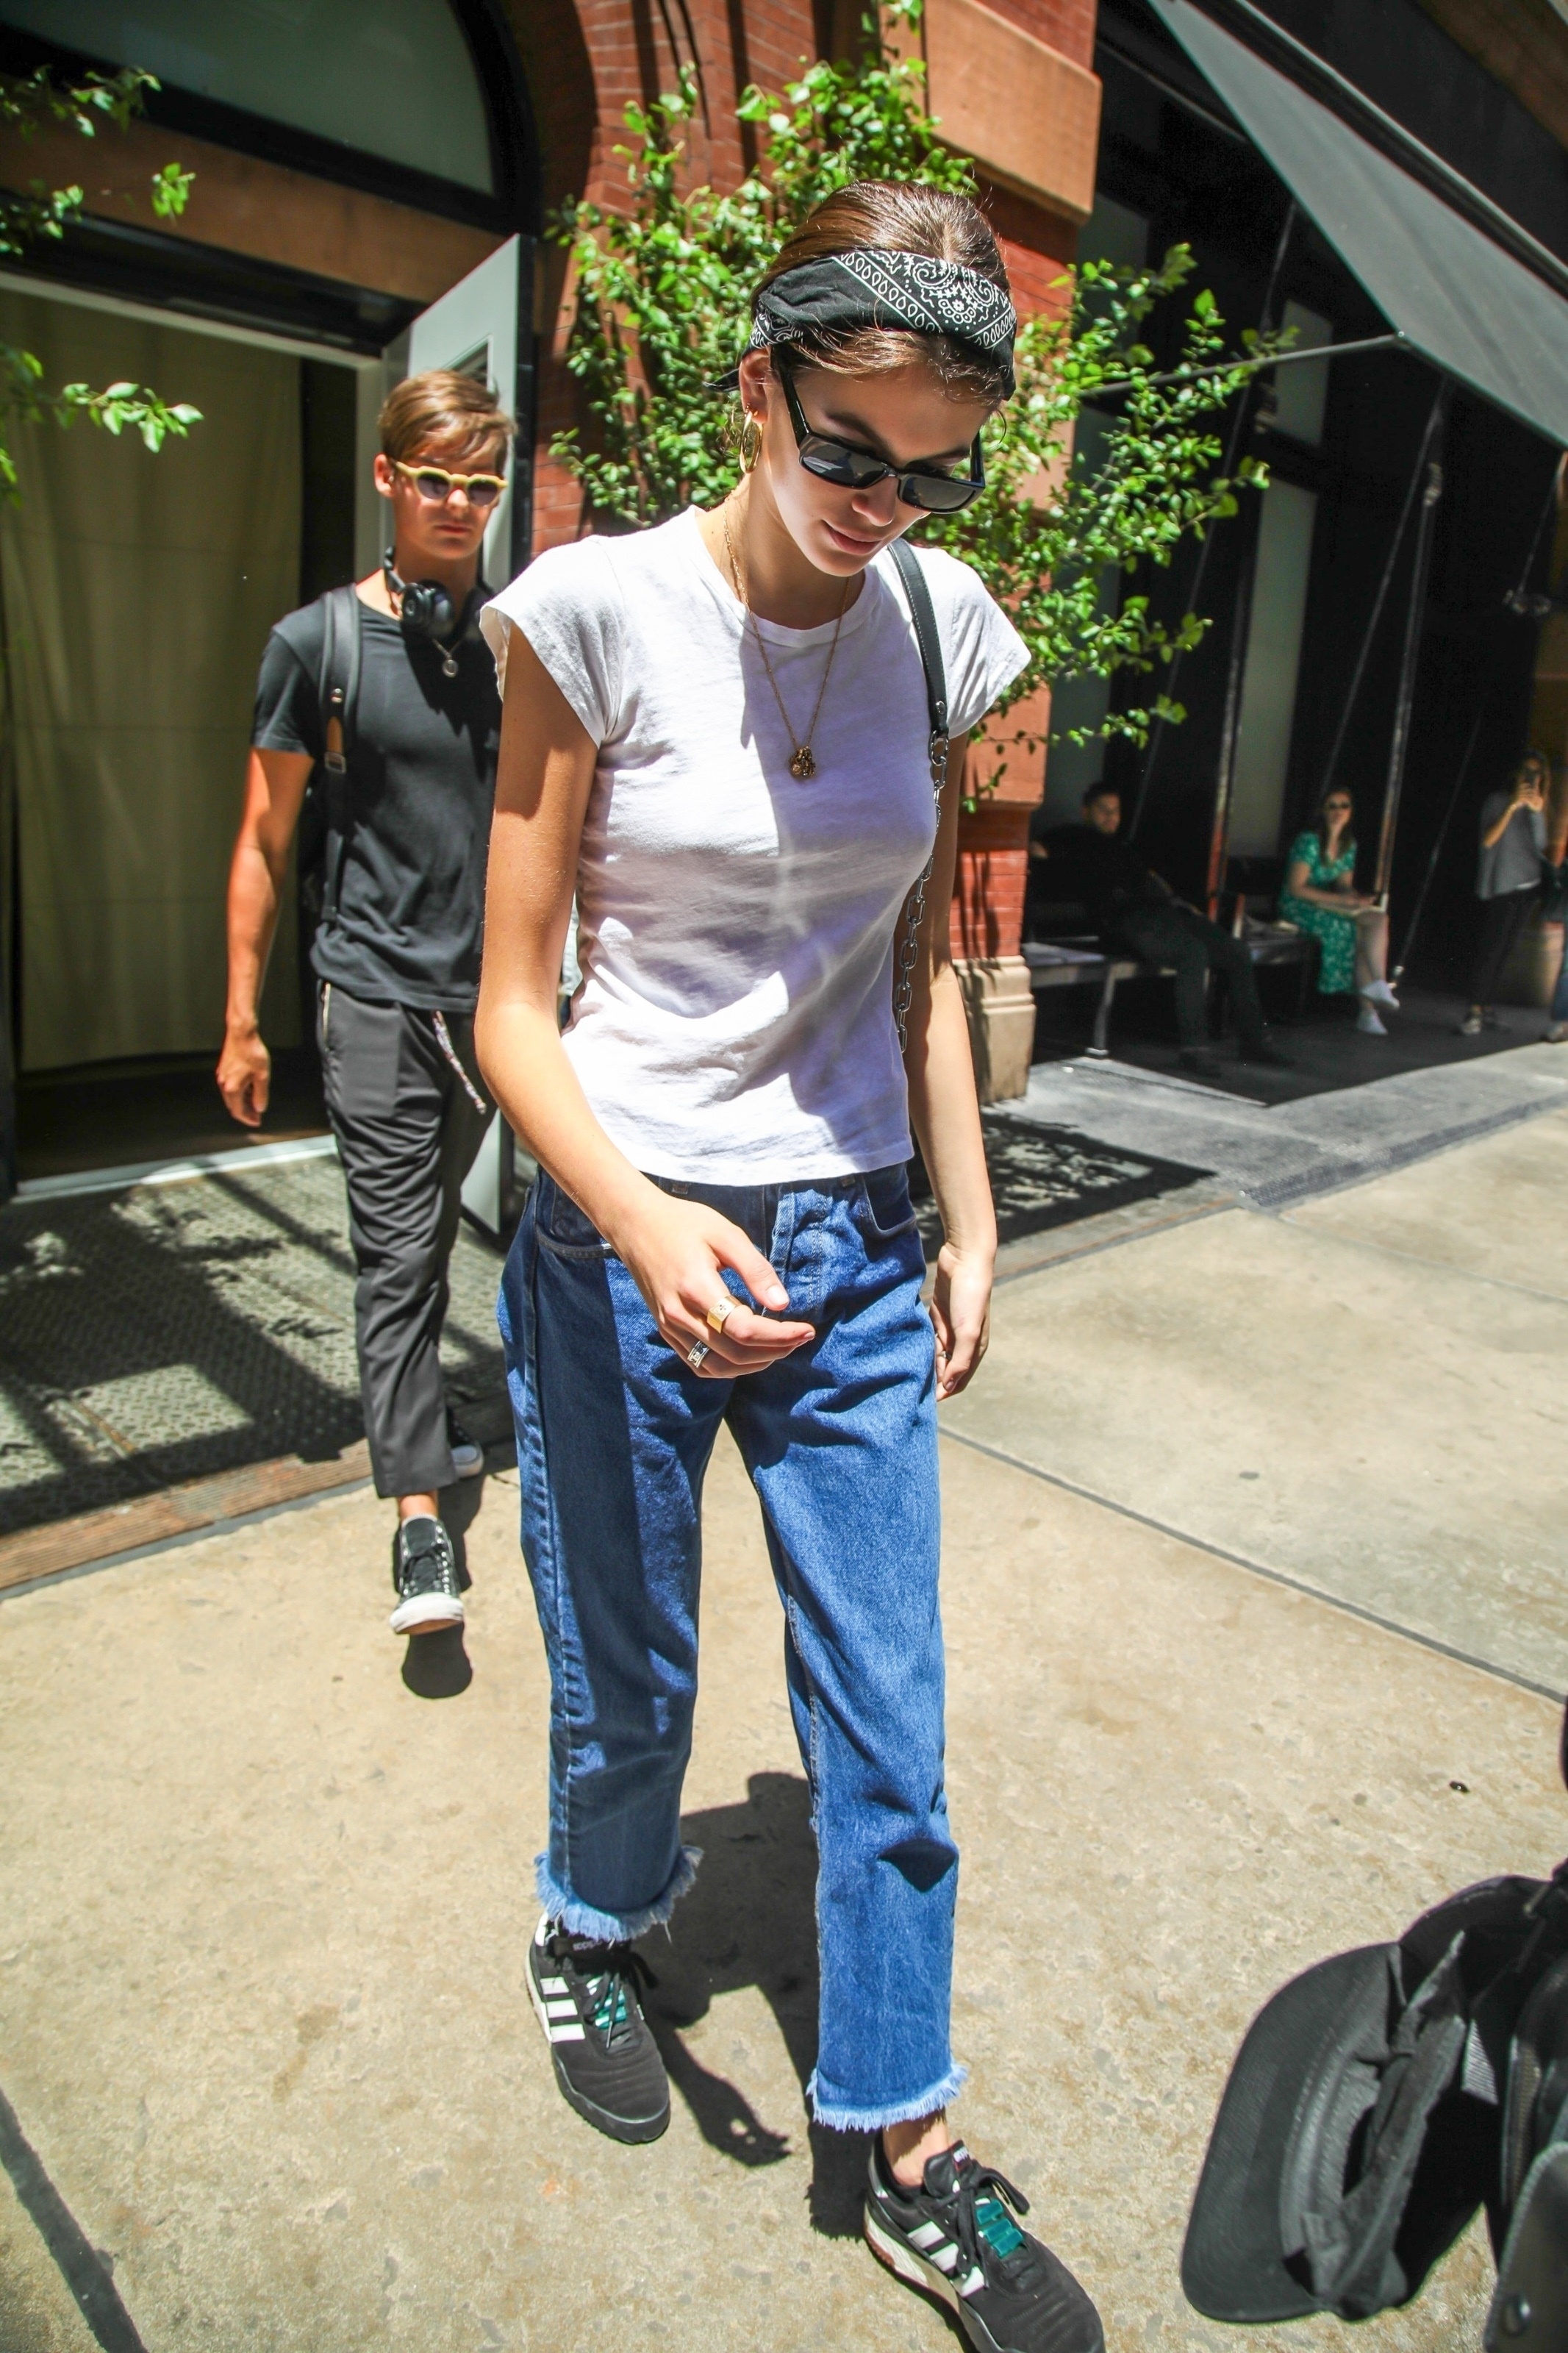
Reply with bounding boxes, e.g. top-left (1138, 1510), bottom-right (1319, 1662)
top-left (446, 1404), bottom-right (484, 1481)
top-left (389, 1515), bottom-right (464, 1635)
top-left (526, 1913), bottom-right (670, 2145)
top-left (864, 2138), bottom-right (1104, 2353)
